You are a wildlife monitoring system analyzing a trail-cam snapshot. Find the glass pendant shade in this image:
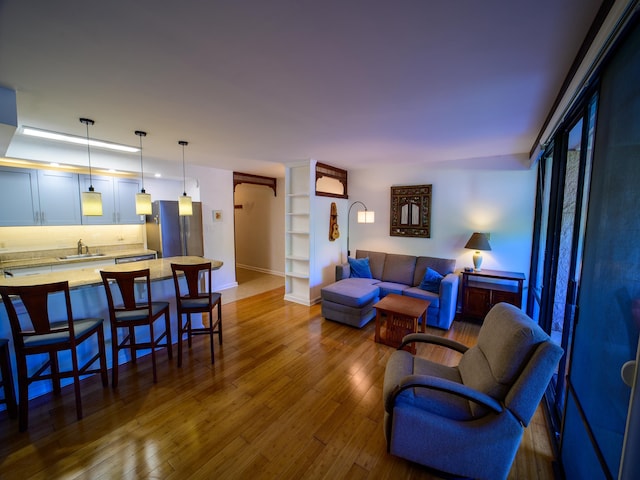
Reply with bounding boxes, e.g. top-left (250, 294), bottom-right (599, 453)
top-left (80, 118), bottom-right (103, 216)
top-left (179, 193), bottom-right (193, 216)
top-left (135, 191), bottom-right (152, 215)
top-left (81, 189), bottom-right (103, 216)
top-left (178, 140), bottom-right (192, 216)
